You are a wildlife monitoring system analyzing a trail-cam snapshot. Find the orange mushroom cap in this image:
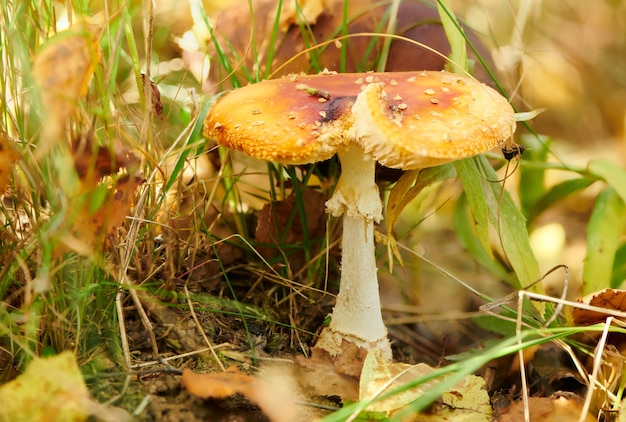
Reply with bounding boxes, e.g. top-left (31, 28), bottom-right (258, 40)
top-left (204, 71), bottom-right (515, 167)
